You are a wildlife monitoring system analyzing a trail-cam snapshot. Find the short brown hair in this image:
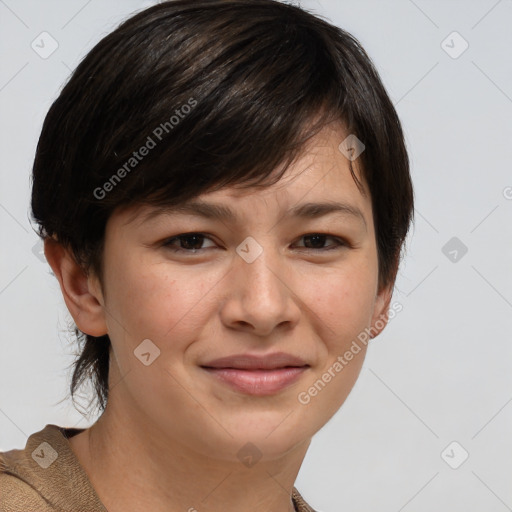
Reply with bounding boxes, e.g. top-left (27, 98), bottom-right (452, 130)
top-left (31, 0), bottom-right (414, 416)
